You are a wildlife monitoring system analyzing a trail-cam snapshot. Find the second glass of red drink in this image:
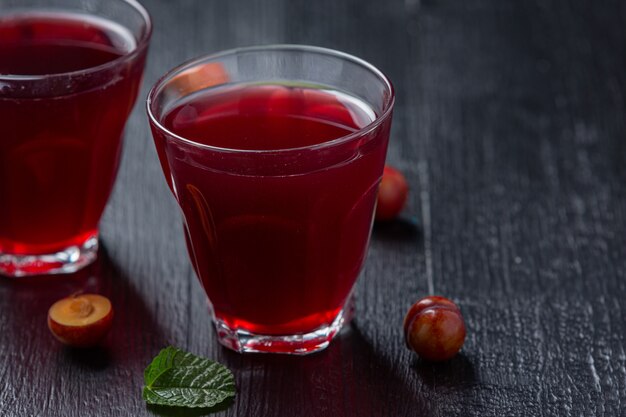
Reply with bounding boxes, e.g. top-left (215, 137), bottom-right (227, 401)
top-left (0, 0), bottom-right (151, 277)
top-left (148, 45), bottom-right (394, 354)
